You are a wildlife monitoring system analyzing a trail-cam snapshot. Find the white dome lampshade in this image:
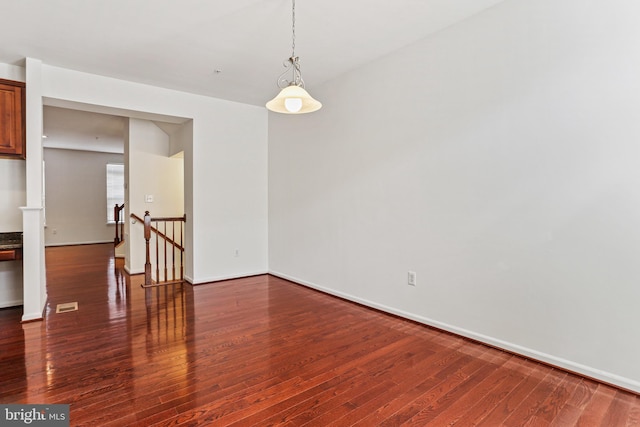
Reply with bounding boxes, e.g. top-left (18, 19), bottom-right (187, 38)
top-left (266, 84), bottom-right (322, 114)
